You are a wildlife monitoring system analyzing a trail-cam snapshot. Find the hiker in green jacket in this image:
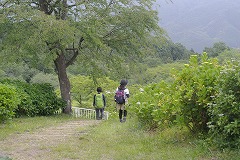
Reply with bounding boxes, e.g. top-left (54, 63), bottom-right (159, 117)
top-left (93, 87), bottom-right (106, 120)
